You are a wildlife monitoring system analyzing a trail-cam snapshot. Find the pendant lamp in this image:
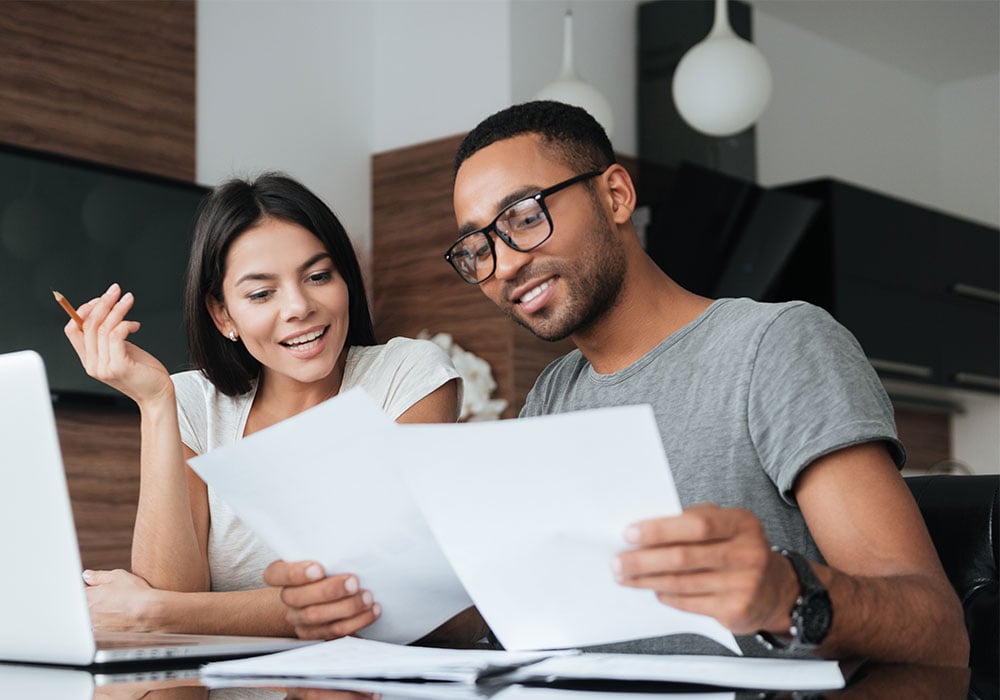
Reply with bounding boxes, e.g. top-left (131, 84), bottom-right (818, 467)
top-left (671, 0), bottom-right (772, 137)
top-left (535, 9), bottom-right (615, 136)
